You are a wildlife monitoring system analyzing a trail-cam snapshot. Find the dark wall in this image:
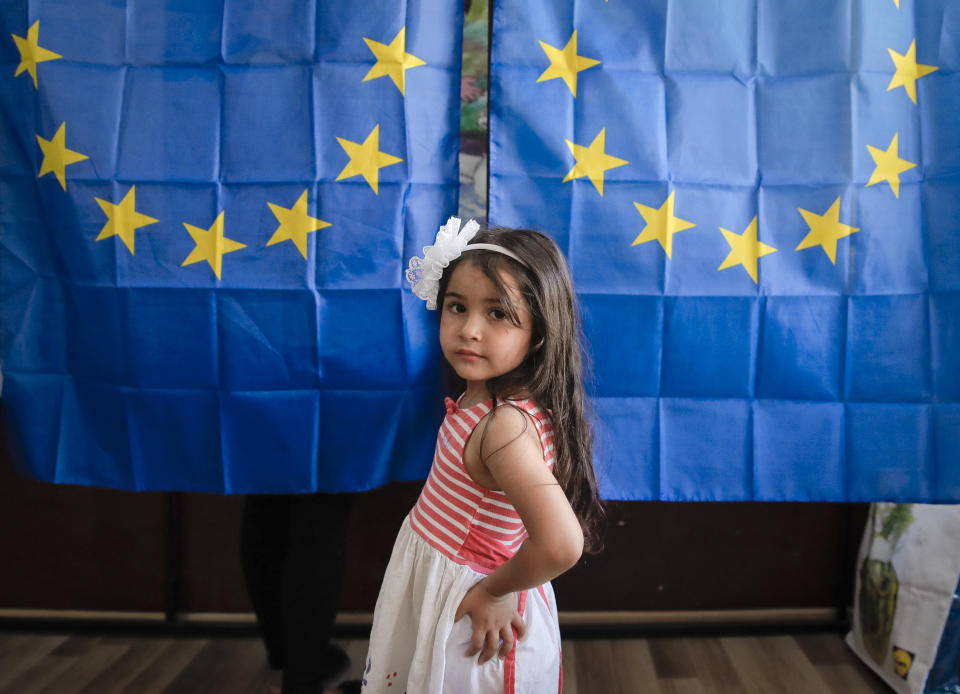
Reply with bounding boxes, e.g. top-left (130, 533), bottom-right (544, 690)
top-left (0, 433), bottom-right (868, 615)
